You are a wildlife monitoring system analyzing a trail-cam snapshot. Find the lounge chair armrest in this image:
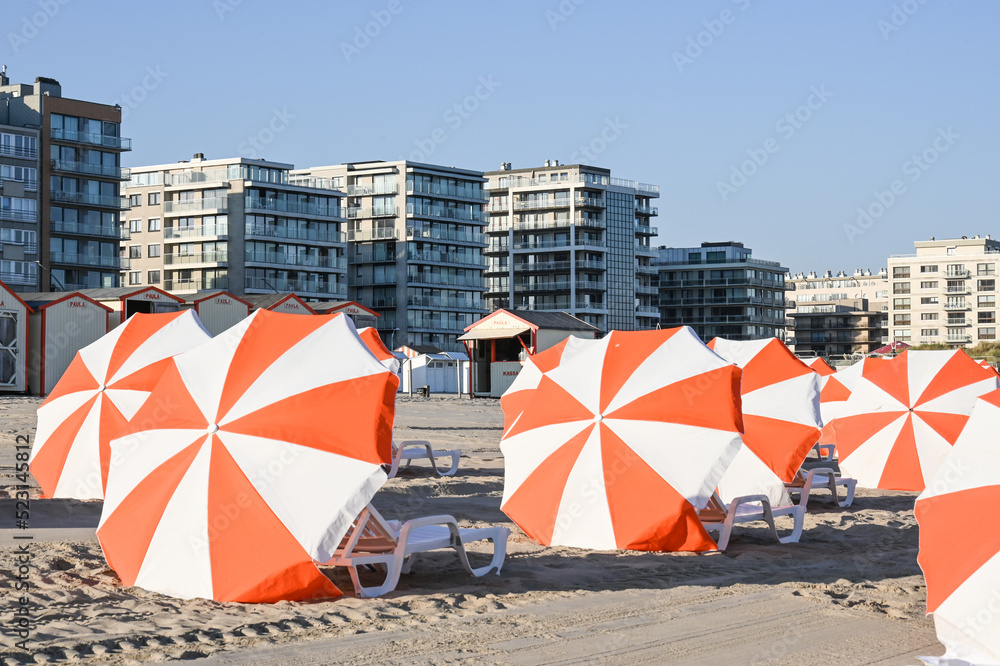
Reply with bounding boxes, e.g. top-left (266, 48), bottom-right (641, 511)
top-left (727, 494), bottom-right (771, 508)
